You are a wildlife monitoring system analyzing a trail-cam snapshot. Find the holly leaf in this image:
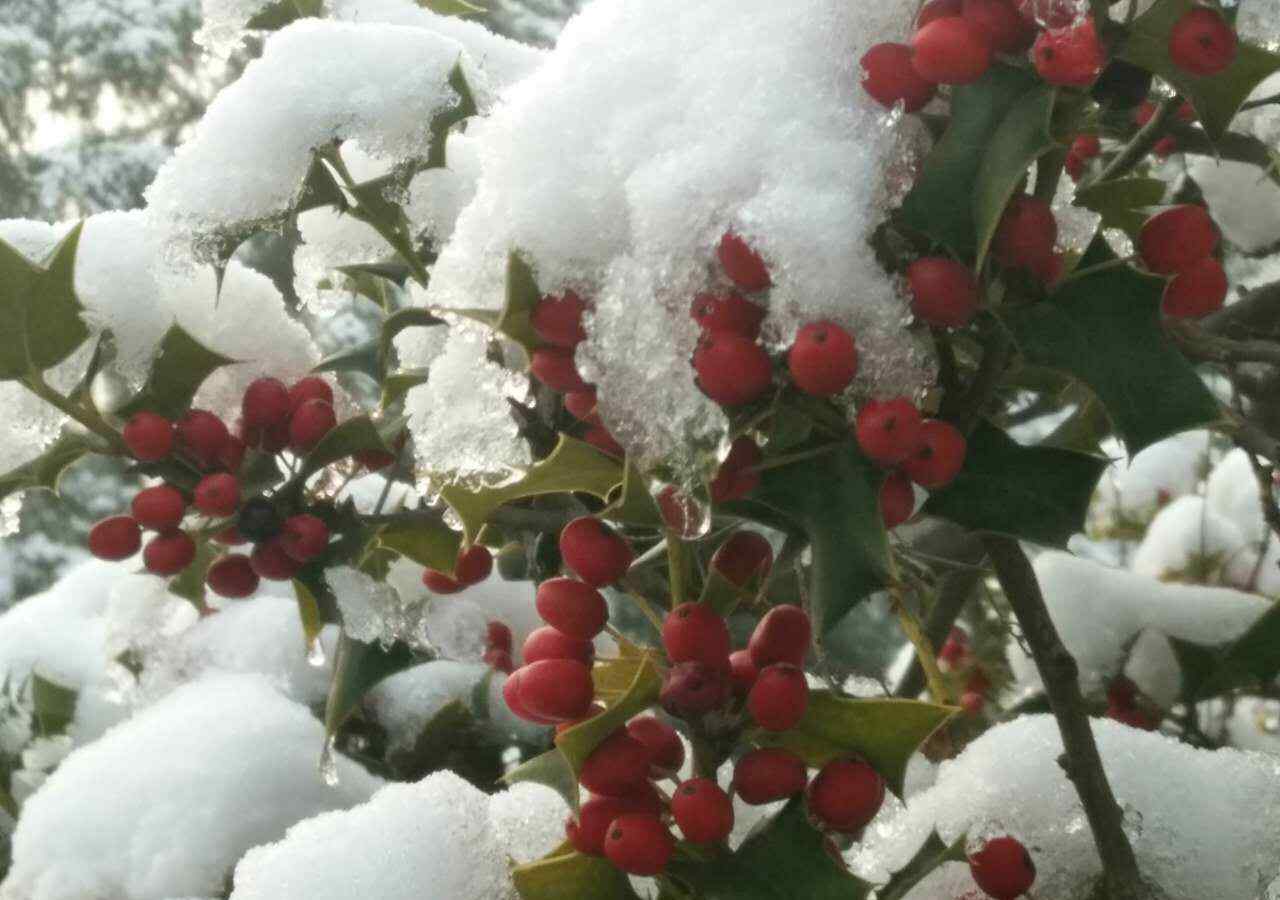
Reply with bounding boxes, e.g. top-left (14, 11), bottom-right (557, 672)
top-left (376, 518), bottom-right (464, 574)
top-left (501, 746), bottom-right (580, 811)
top-left (0, 431), bottom-right (96, 505)
top-left (901, 66), bottom-right (1055, 259)
top-left (1073, 177), bottom-right (1166, 238)
top-left (417, 0), bottom-right (486, 15)
top-left (323, 633), bottom-right (419, 739)
top-left (293, 579), bottom-right (326, 655)
top-left (0, 222), bottom-right (89, 380)
top-left (1121, 0), bottom-right (1280, 142)
top-left (513, 850), bottom-right (641, 900)
top-left (298, 414), bottom-right (402, 479)
top-left (445, 251), bottom-right (543, 357)
top-left (602, 461), bottom-right (665, 528)
top-left (167, 537), bottom-right (220, 608)
top-left (1171, 600), bottom-right (1280, 701)
top-left (751, 691), bottom-right (955, 796)
top-left (873, 831), bottom-right (969, 900)
top-left (315, 340), bottom-right (380, 379)
top-left (246, 0), bottom-right (323, 30)
top-left (1000, 237), bottom-right (1220, 456)
top-left (31, 672), bottom-right (77, 737)
top-left (117, 325), bottom-right (237, 419)
top-left (556, 649), bottom-right (664, 773)
top-left (924, 422), bottom-right (1108, 547)
top-left (665, 799), bottom-right (872, 900)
